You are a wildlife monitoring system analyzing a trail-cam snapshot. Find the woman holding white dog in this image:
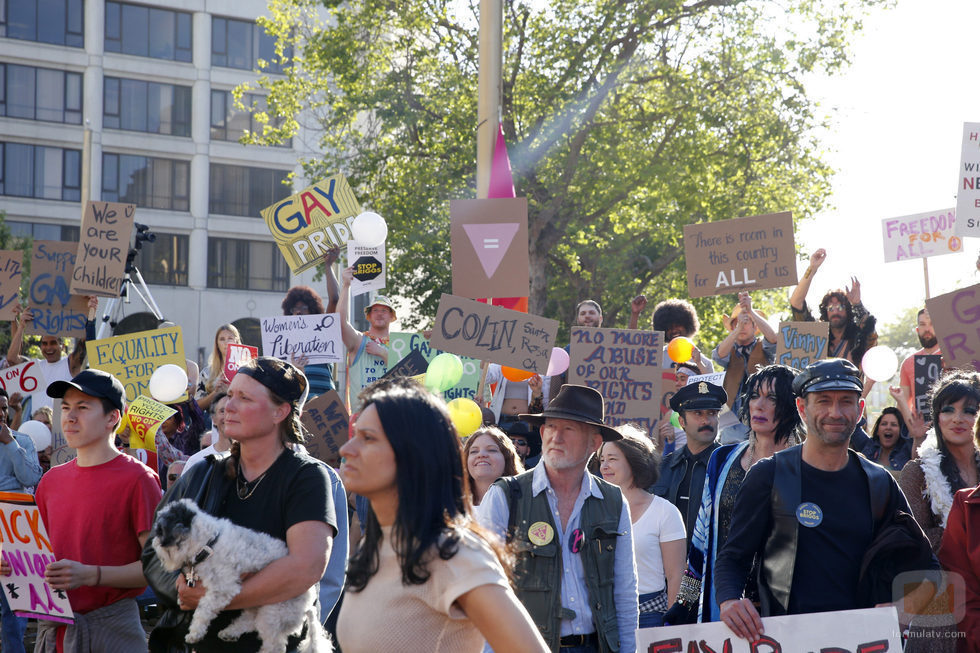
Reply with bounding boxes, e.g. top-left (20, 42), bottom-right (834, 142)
top-left (337, 377), bottom-right (548, 653)
top-left (145, 357), bottom-right (336, 653)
